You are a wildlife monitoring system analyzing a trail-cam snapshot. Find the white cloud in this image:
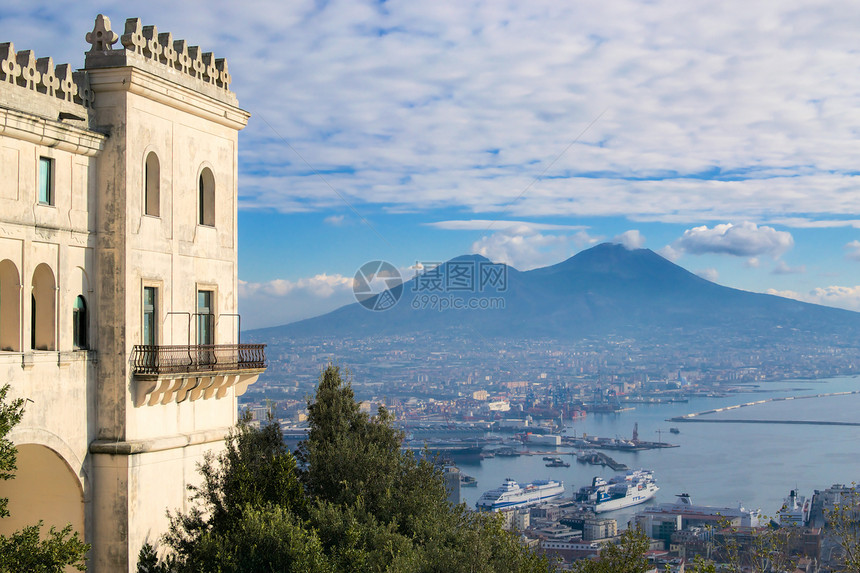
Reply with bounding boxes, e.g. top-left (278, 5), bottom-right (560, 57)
top-left (324, 214), bottom-right (347, 226)
top-left (845, 240), bottom-right (860, 261)
top-left (611, 230), bottom-right (645, 250)
top-left (12, 2), bottom-right (860, 224)
top-left (696, 268), bottom-right (719, 282)
top-left (657, 245), bottom-right (681, 262)
top-left (470, 226), bottom-right (597, 270)
top-left (745, 257), bottom-right (760, 268)
top-left (427, 220), bottom-right (586, 232)
top-left (767, 286), bottom-right (860, 312)
top-left (672, 222), bottom-right (793, 258)
top-left (238, 274), bottom-right (355, 328)
top-left (769, 218), bottom-right (860, 229)
top-left (771, 261), bottom-right (805, 275)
